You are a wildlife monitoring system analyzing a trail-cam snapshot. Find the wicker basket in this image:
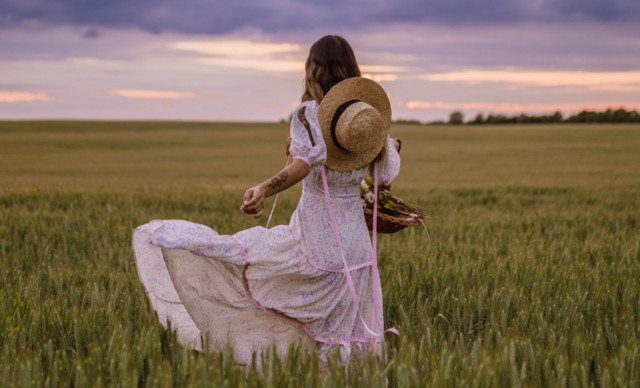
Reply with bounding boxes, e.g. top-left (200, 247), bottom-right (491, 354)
top-left (363, 207), bottom-right (424, 233)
